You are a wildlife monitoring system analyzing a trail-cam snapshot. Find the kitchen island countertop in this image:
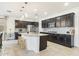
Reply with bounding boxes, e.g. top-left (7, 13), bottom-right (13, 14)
top-left (20, 32), bottom-right (48, 36)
